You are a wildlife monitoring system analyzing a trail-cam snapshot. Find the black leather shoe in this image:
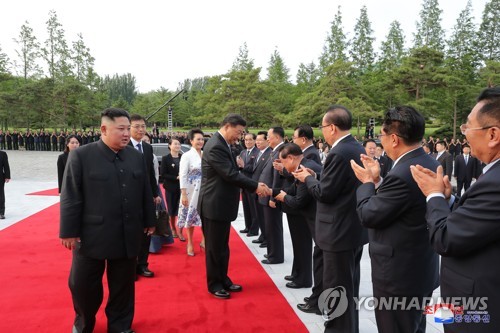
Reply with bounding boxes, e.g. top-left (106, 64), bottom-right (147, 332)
top-left (297, 303), bottom-right (322, 315)
top-left (119, 330), bottom-right (135, 333)
top-left (226, 284), bottom-right (242, 292)
top-left (0, 215), bottom-right (4, 219)
top-left (259, 242), bottom-right (267, 248)
top-left (252, 239), bottom-right (263, 244)
top-left (239, 228), bottom-right (249, 233)
top-left (286, 282), bottom-right (310, 289)
top-left (137, 267), bottom-right (154, 277)
top-left (263, 254), bottom-right (269, 258)
top-left (211, 289), bottom-right (230, 299)
top-left (246, 232), bottom-right (258, 237)
top-left (261, 259), bottom-right (283, 265)
top-left (304, 296), bottom-right (310, 303)
top-left (284, 275), bottom-right (294, 281)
